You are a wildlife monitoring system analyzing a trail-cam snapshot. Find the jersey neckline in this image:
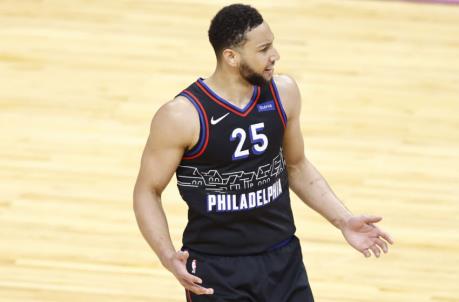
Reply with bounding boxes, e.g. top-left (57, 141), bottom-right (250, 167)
top-left (196, 77), bottom-right (260, 116)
